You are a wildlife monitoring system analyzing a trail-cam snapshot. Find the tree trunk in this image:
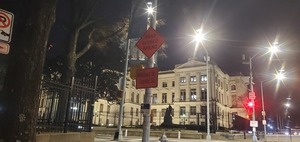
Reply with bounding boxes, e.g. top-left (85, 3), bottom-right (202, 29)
top-left (0, 0), bottom-right (57, 142)
top-left (63, 28), bottom-right (80, 84)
